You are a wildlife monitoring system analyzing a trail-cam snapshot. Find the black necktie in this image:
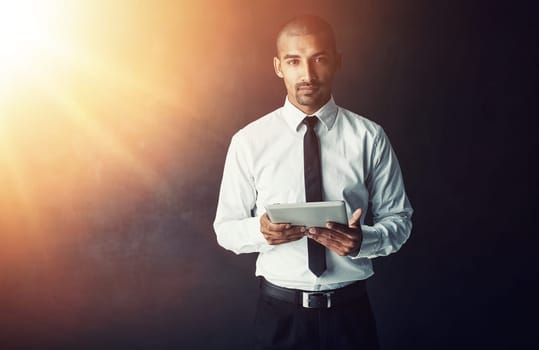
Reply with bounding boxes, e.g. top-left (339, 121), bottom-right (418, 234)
top-left (303, 116), bottom-right (326, 277)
